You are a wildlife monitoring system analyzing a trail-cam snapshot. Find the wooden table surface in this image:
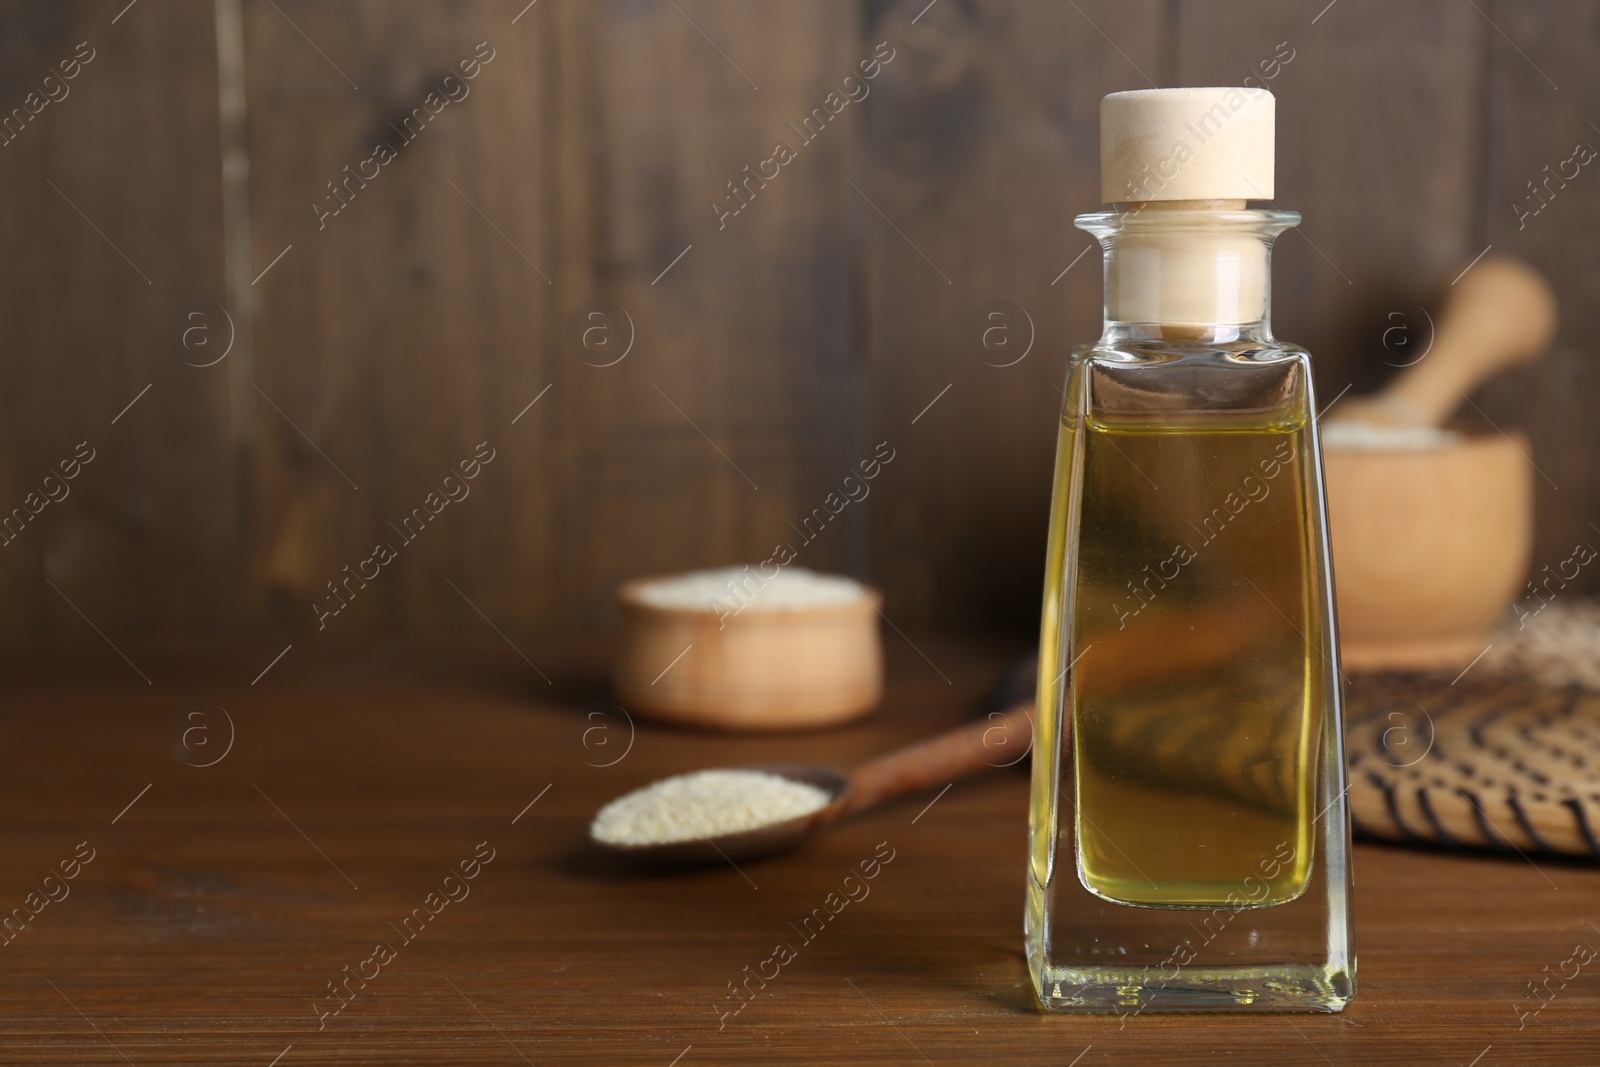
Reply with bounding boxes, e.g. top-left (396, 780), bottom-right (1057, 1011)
top-left (2, 638), bottom-right (1596, 1066)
